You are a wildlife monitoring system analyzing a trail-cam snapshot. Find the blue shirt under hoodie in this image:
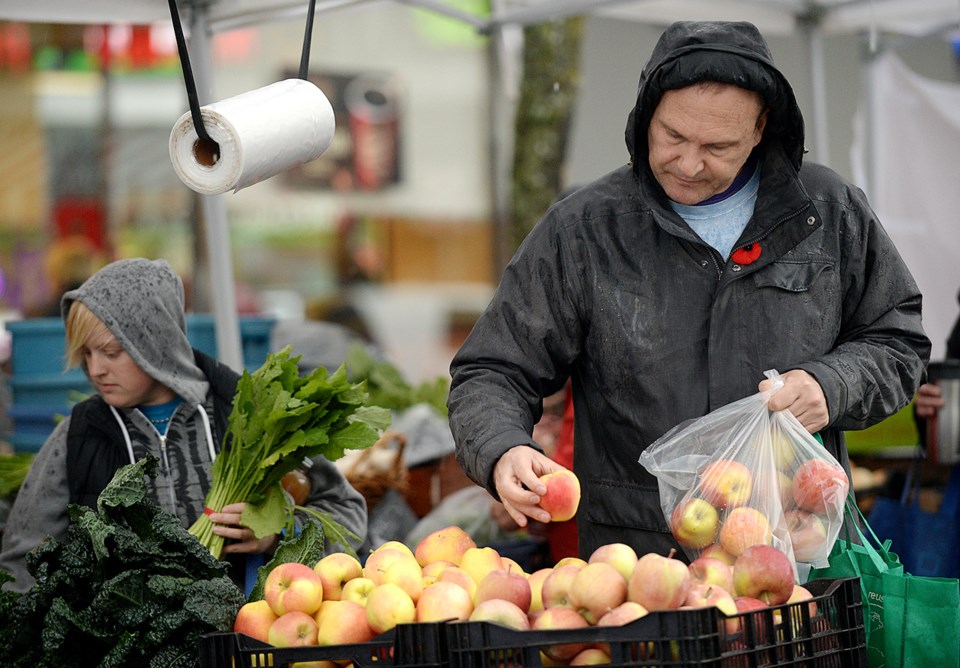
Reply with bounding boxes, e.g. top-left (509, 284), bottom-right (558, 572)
top-left (669, 156), bottom-right (761, 260)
